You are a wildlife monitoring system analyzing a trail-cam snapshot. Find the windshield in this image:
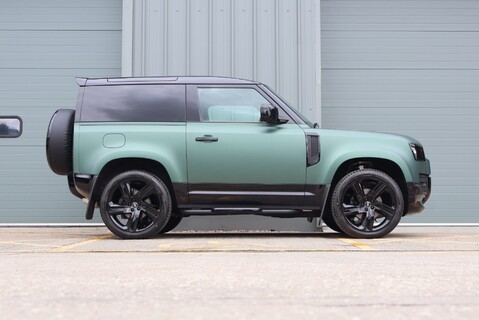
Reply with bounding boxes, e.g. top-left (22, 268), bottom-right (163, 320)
top-left (261, 84), bottom-right (314, 128)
